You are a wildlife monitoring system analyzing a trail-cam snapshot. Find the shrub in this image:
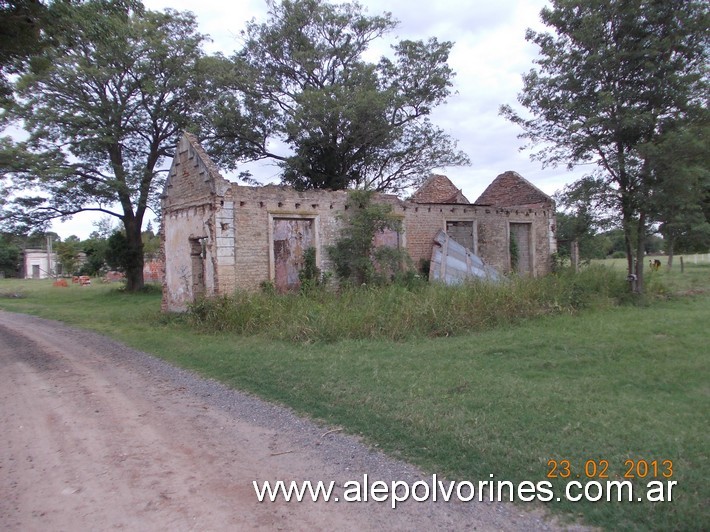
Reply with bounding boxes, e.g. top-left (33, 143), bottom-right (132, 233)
top-left (509, 232), bottom-right (519, 272)
top-left (187, 264), bottom-right (629, 342)
top-left (327, 190), bottom-right (413, 286)
top-left (298, 247), bottom-right (323, 292)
